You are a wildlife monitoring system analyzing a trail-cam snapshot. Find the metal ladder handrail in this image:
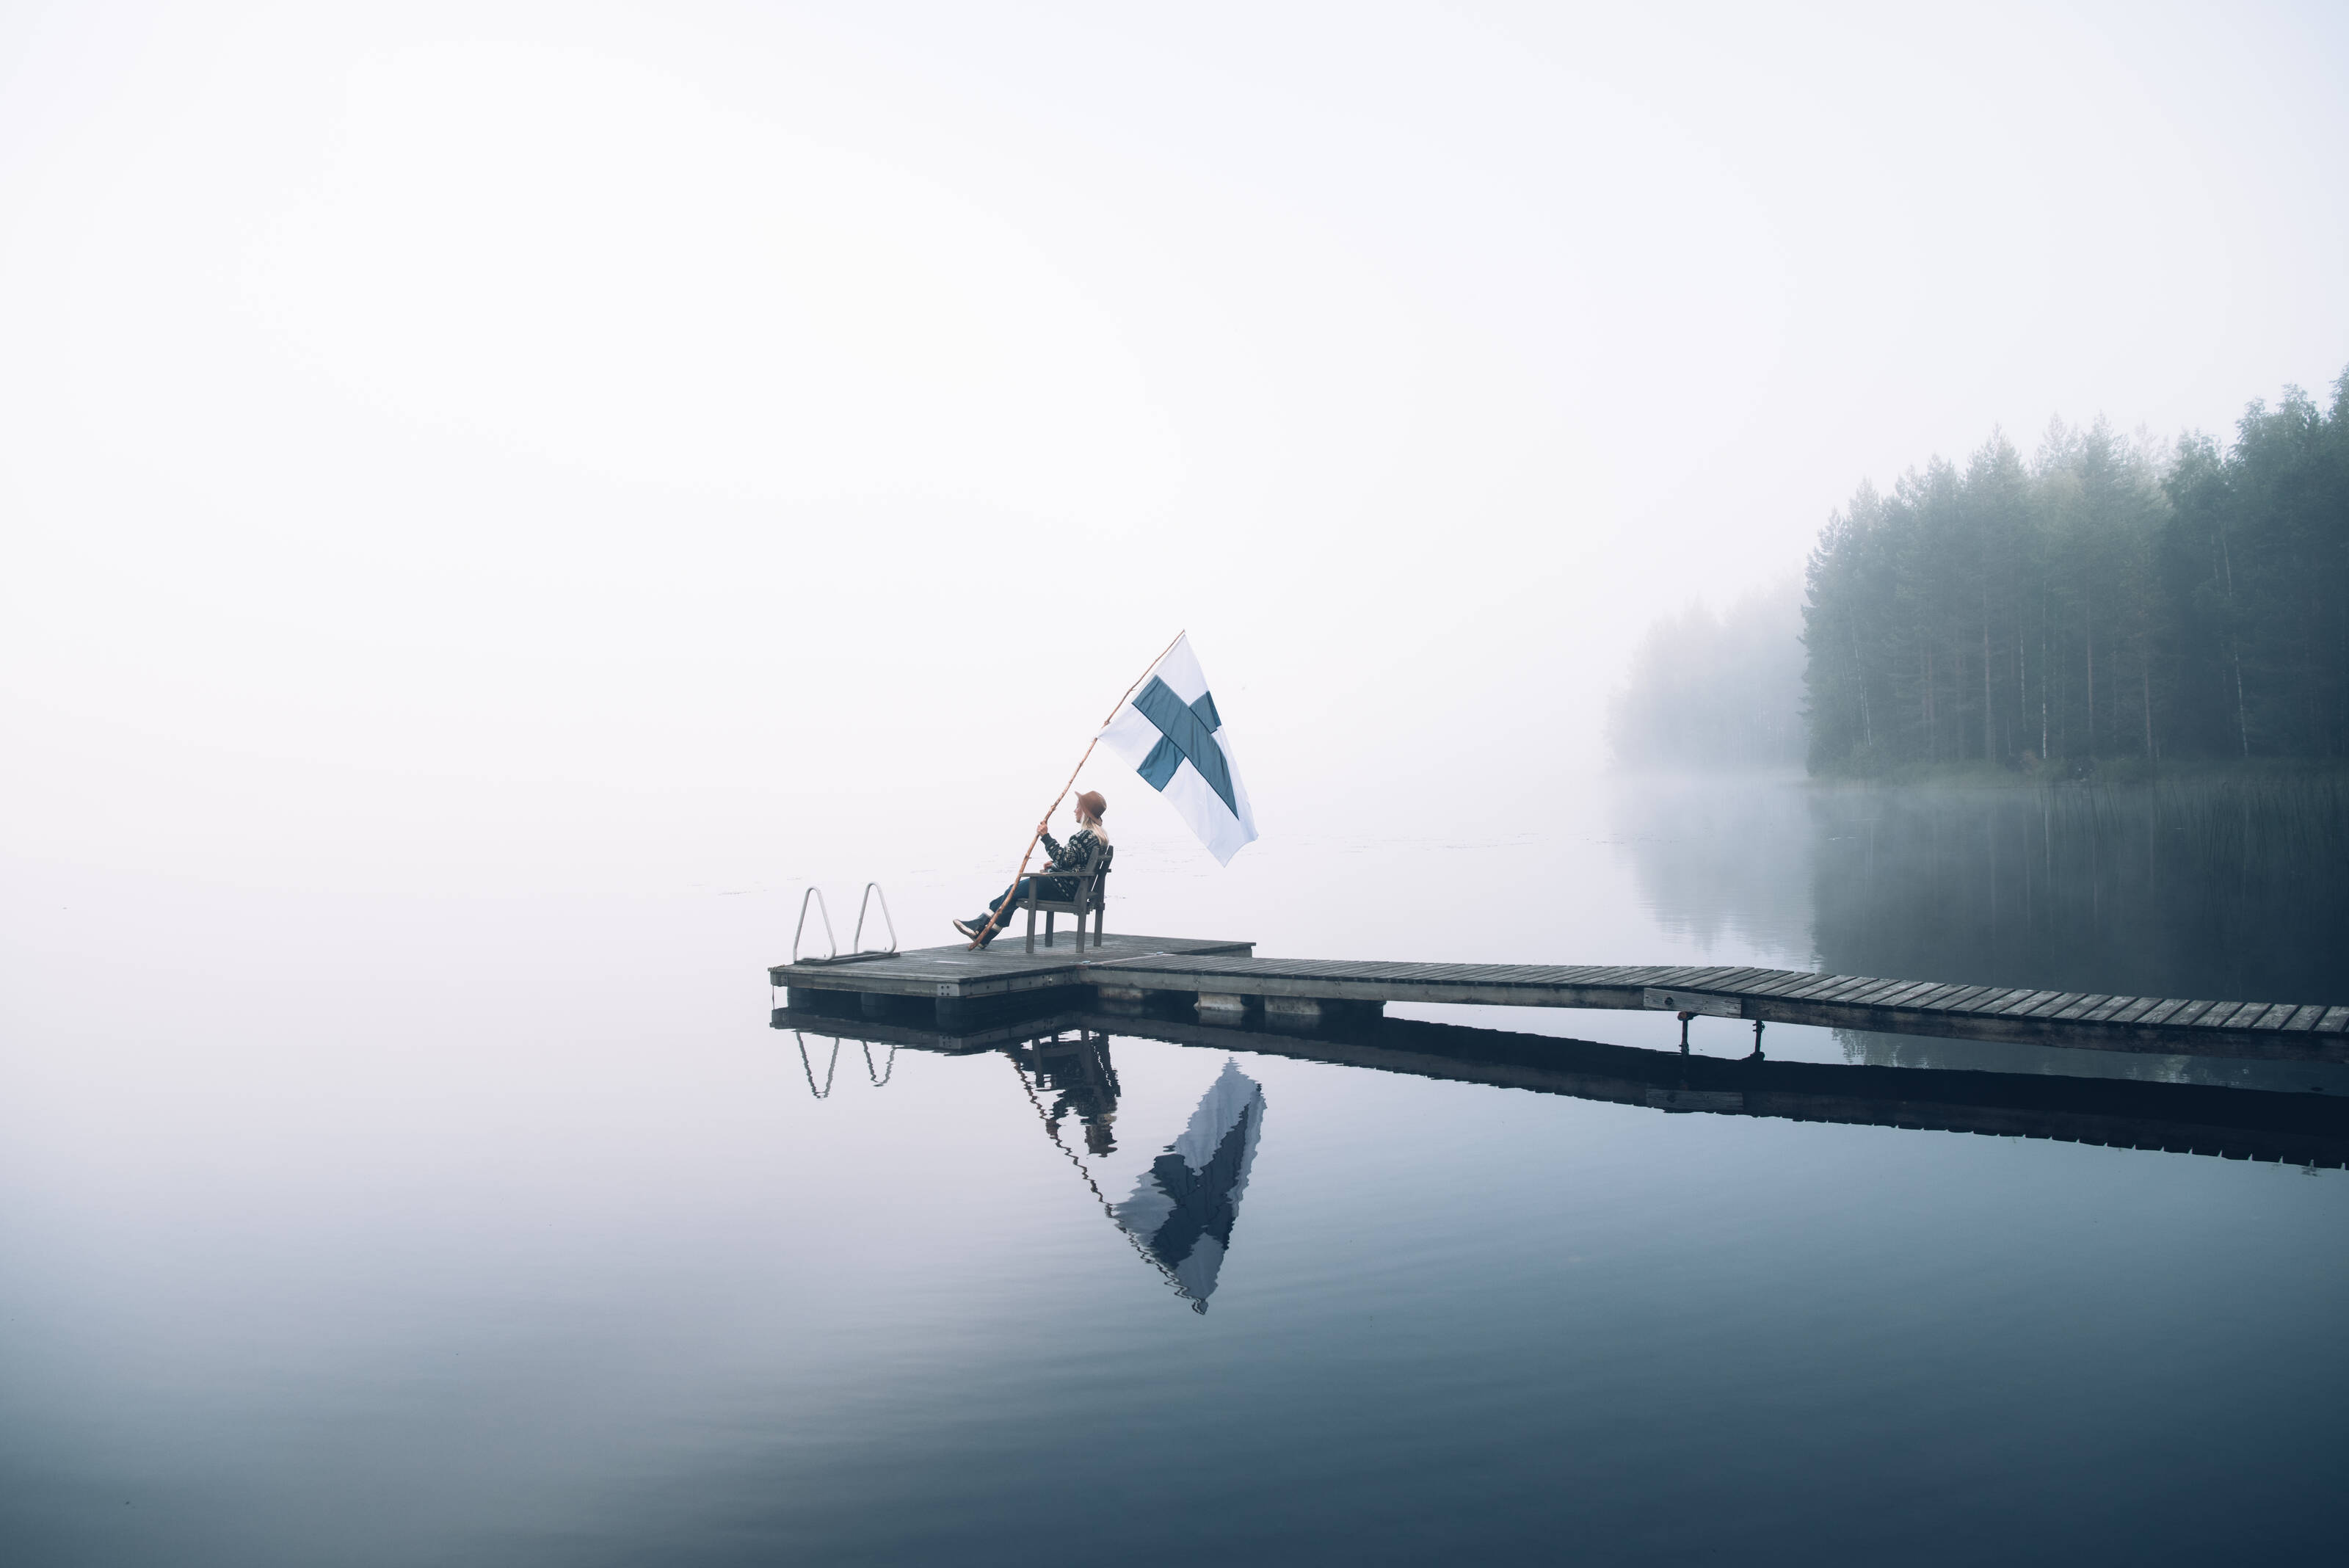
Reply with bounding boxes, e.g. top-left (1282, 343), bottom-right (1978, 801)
top-left (852, 882), bottom-right (898, 957)
top-left (783, 884), bottom-right (899, 968)
top-left (791, 888), bottom-right (838, 965)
